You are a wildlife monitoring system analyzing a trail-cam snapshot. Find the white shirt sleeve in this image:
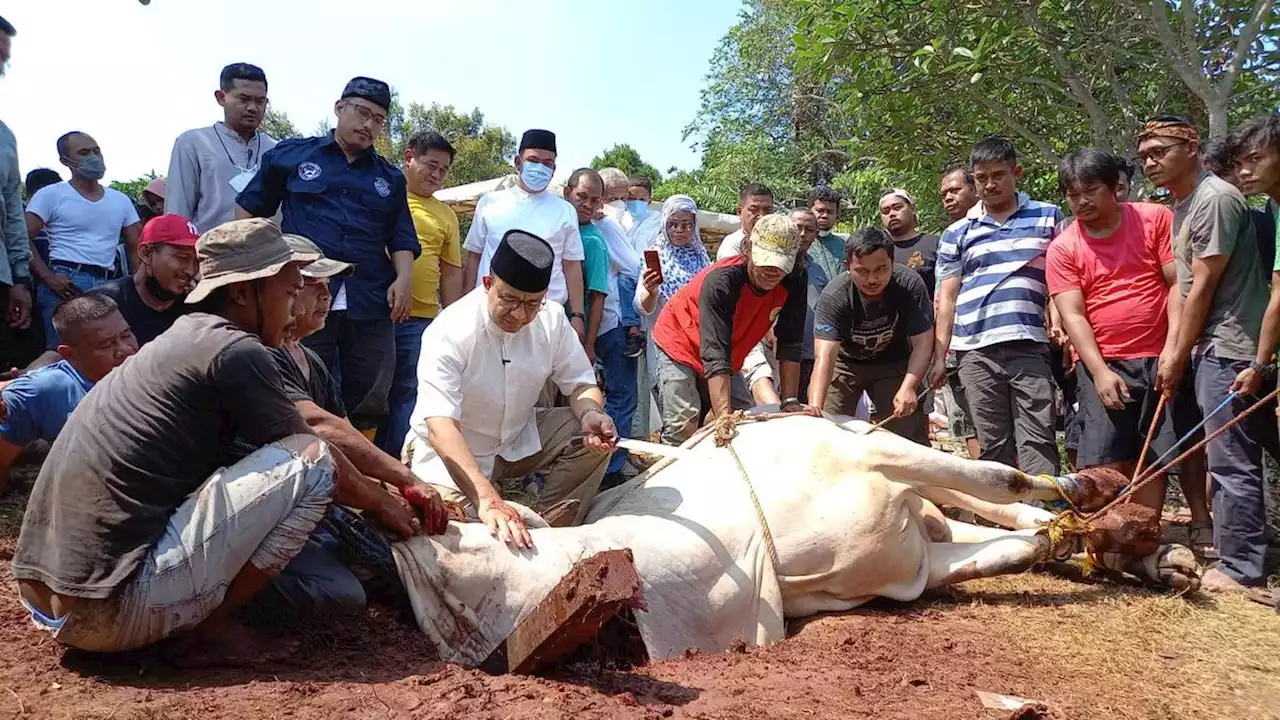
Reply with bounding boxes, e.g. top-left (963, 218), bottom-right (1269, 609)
top-left (119, 191), bottom-right (141, 227)
top-left (462, 197), bottom-right (487, 254)
top-left (716, 231), bottom-right (743, 261)
top-left (548, 311), bottom-right (597, 396)
top-left (414, 332), bottom-right (466, 421)
top-left (25, 185), bottom-right (56, 222)
top-left (561, 210), bottom-right (585, 262)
